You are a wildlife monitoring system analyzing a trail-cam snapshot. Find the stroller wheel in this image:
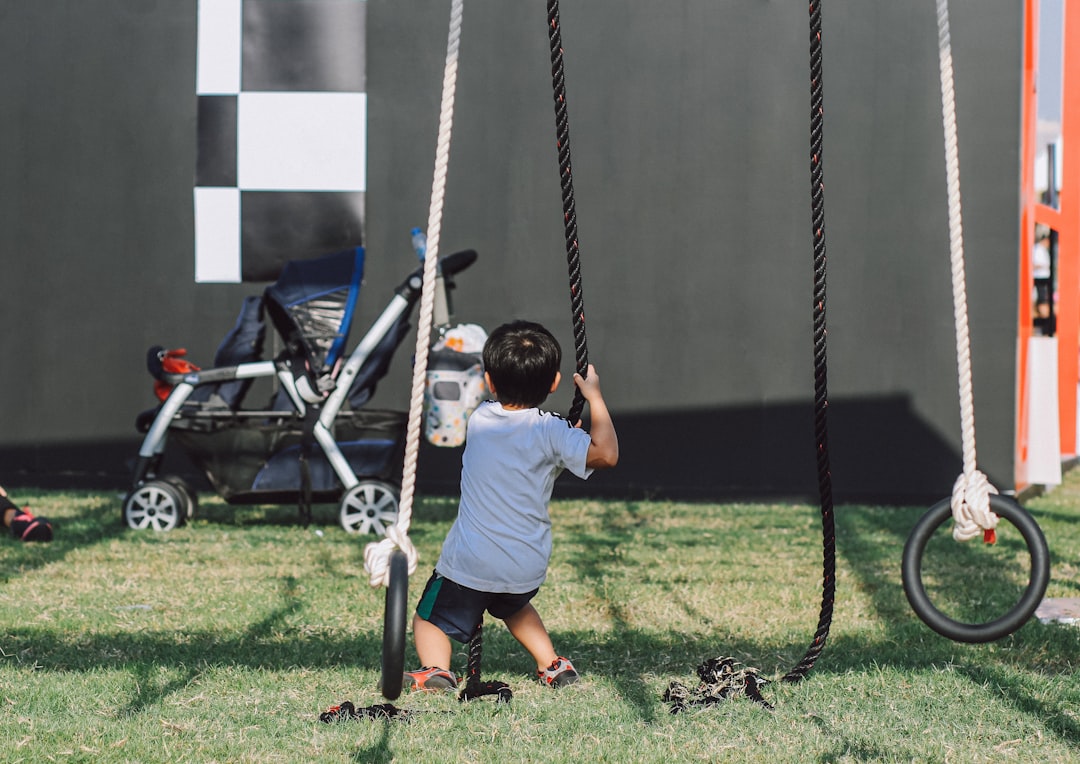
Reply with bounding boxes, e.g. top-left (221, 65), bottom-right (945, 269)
top-left (340, 481), bottom-right (400, 536)
top-left (162, 476), bottom-right (198, 520)
top-left (124, 480), bottom-right (187, 532)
